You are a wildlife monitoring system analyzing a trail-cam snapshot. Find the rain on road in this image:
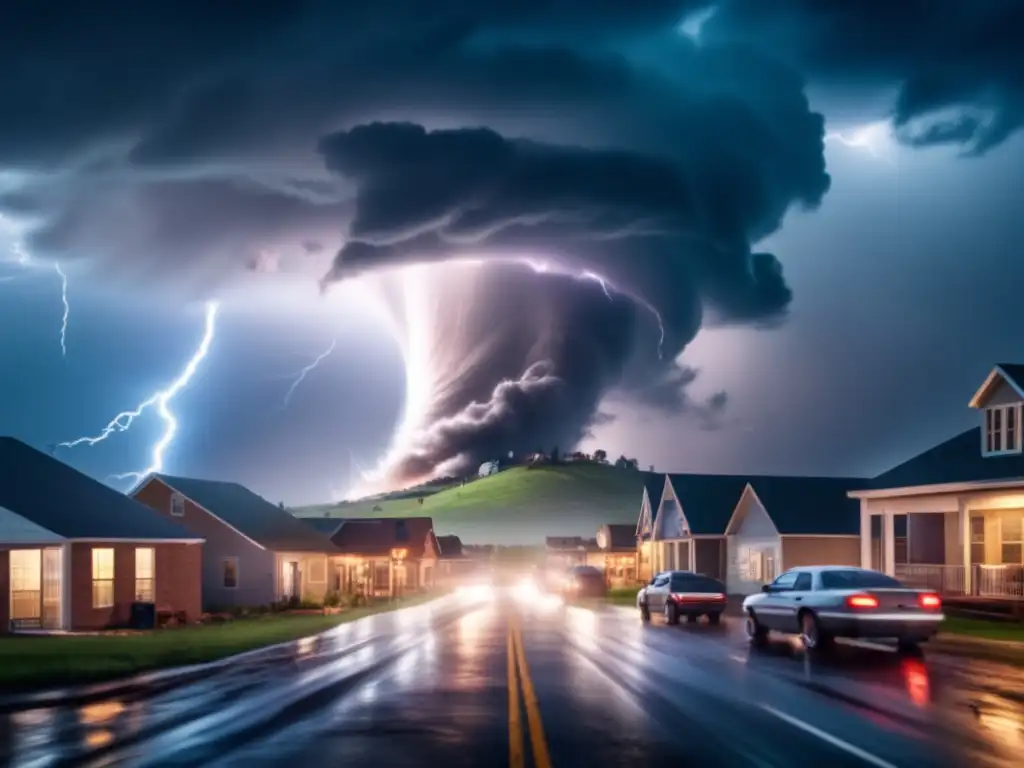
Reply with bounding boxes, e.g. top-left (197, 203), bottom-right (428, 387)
top-left (1, 591), bottom-right (1021, 767)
